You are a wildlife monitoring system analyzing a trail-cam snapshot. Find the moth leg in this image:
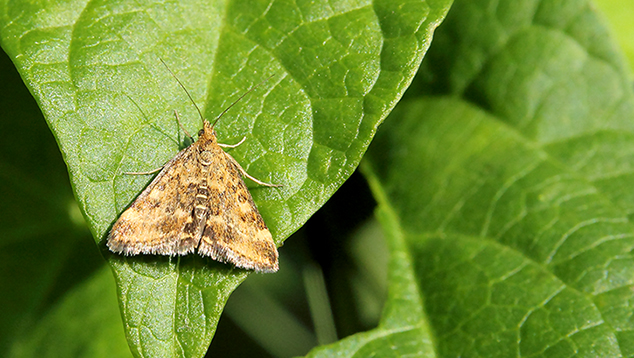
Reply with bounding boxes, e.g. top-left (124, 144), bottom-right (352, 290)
top-left (225, 153), bottom-right (282, 187)
top-left (124, 166), bottom-right (164, 175)
top-left (218, 136), bottom-right (246, 148)
top-left (174, 109), bottom-right (194, 141)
